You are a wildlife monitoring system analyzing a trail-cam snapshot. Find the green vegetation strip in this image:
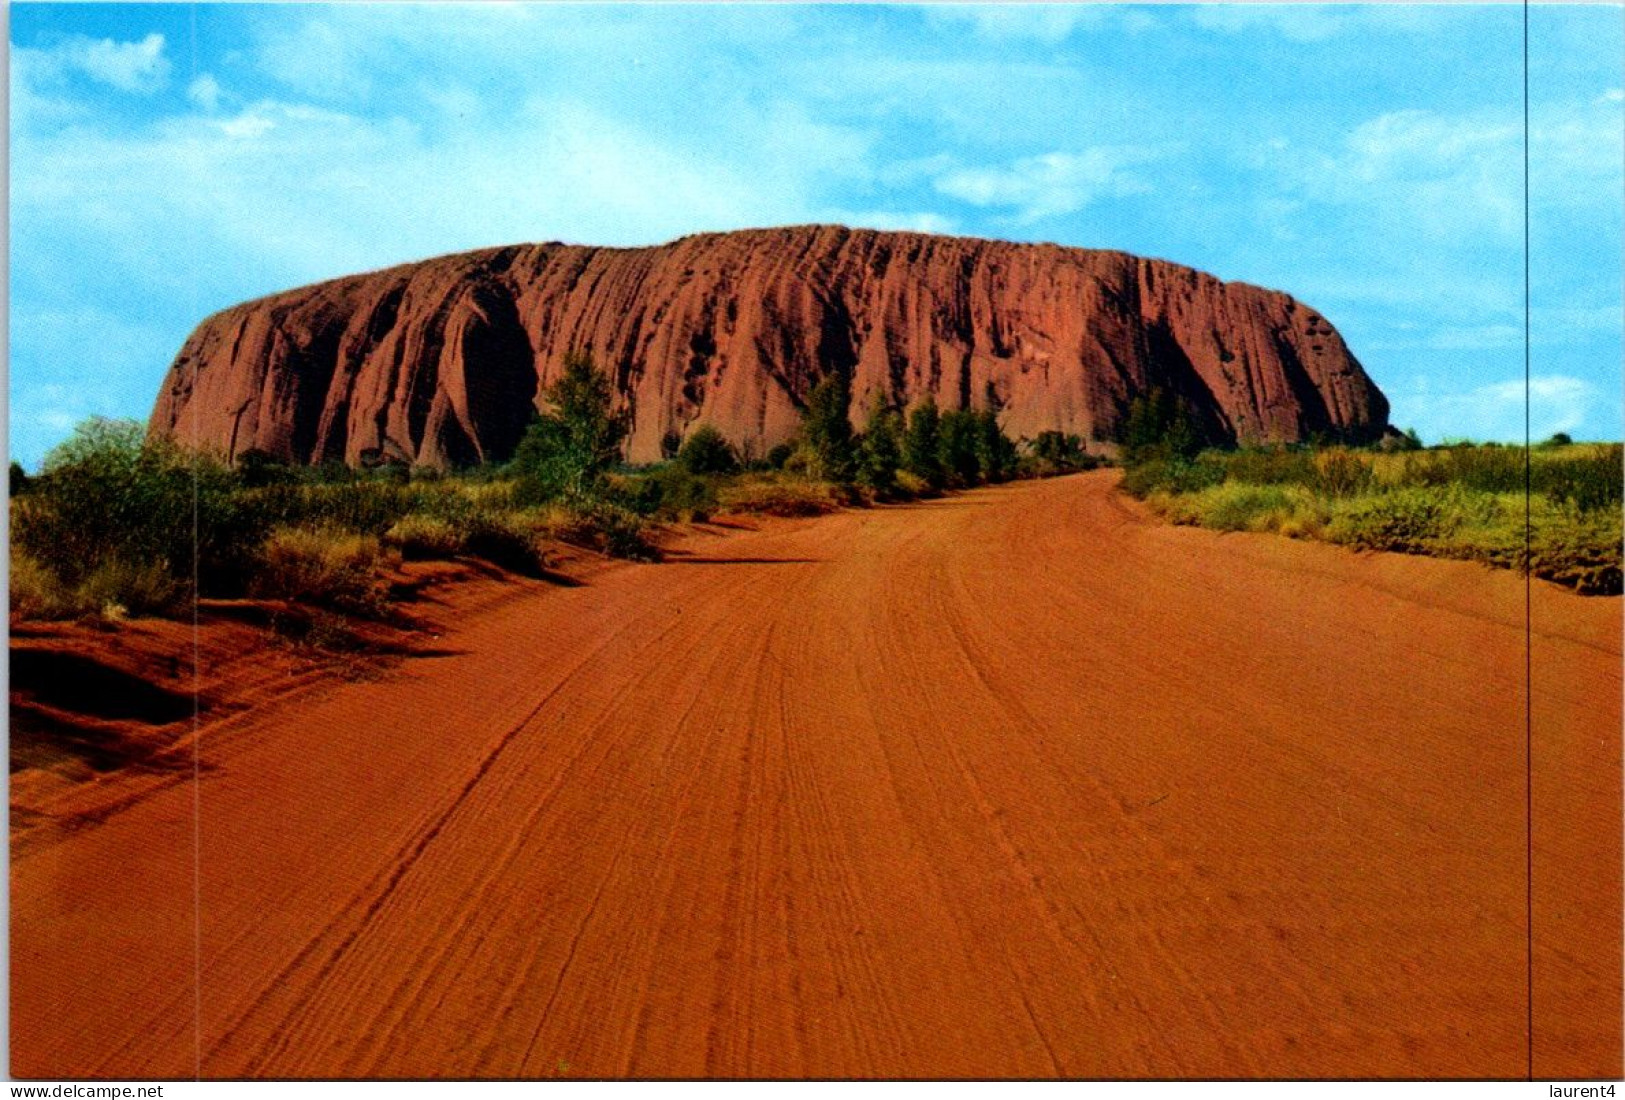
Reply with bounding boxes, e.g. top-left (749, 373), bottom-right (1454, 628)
top-left (1122, 440), bottom-right (1622, 596)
